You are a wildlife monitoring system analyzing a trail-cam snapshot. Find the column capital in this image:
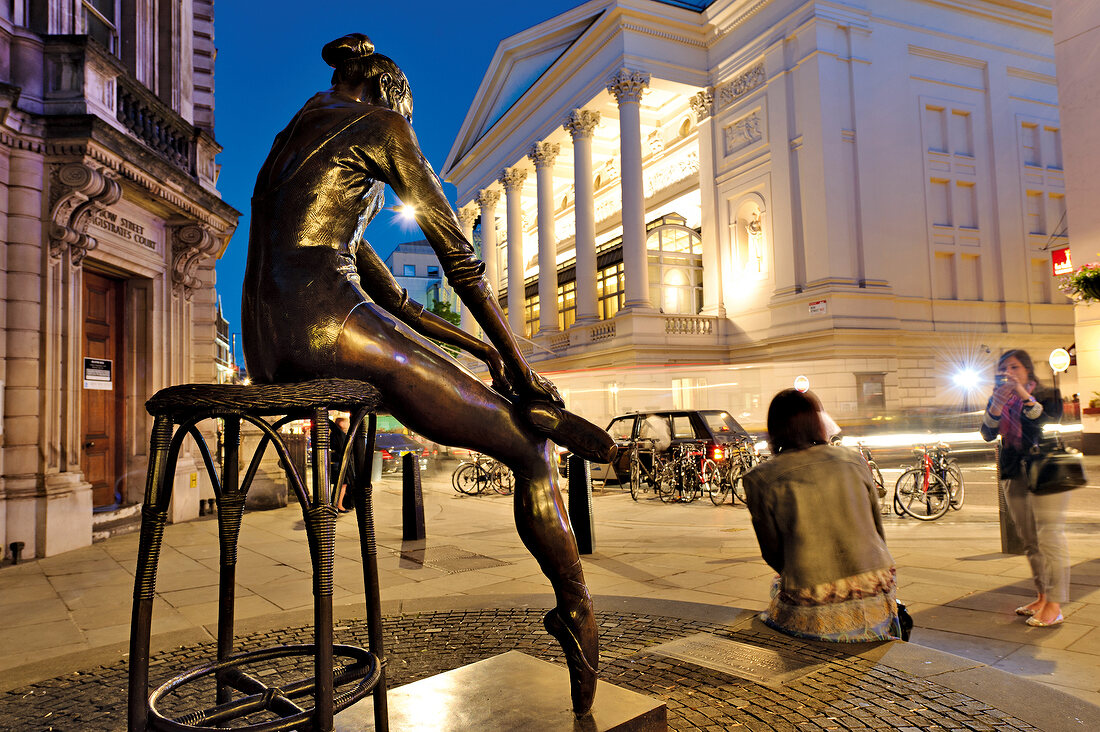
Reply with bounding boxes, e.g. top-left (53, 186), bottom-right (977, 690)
top-left (690, 88), bottom-right (714, 122)
top-left (607, 68), bottom-right (650, 104)
top-left (457, 205), bottom-right (478, 228)
top-left (528, 142), bottom-right (560, 170)
top-left (499, 166), bottom-right (528, 192)
top-left (564, 109), bottom-right (601, 139)
top-left (476, 188), bottom-right (500, 210)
